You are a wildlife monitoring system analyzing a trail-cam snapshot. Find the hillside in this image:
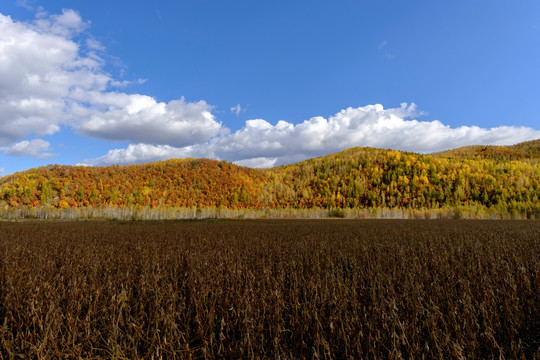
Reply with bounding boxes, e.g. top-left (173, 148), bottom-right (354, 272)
top-left (0, 159), bottom-right (268, 209)
top-left (1, 140), bottom-right (539, 218)
top-left (433, 139), bottom-right (540, 160)
top-left (267, 145), bottom-right (539, 216)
